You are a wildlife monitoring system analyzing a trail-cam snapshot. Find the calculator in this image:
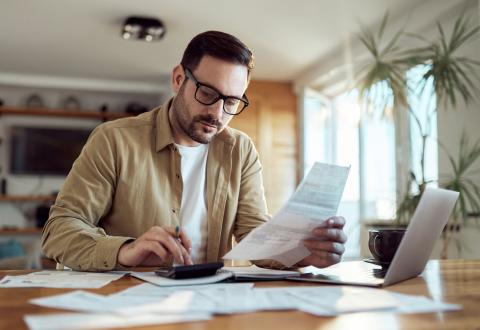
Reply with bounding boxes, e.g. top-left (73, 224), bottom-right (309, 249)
top-left (154, 262), bottom-right (224, 279)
